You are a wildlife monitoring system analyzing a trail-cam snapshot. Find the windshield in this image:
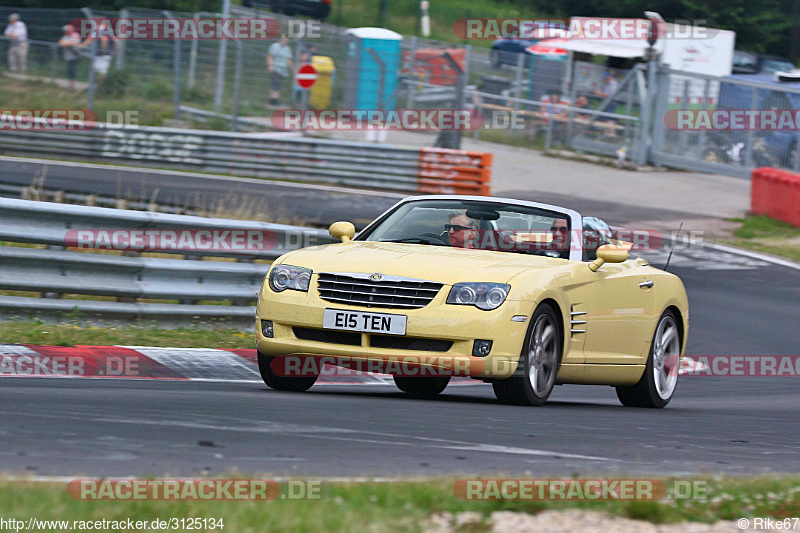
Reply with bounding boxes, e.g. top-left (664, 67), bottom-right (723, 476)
top-left (761, 59), bottom-right (795, 74)
top-left (358, 199), bottom-right (573, 258)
